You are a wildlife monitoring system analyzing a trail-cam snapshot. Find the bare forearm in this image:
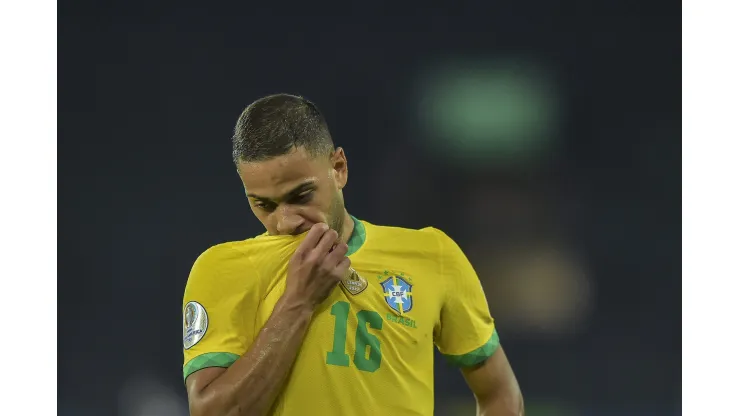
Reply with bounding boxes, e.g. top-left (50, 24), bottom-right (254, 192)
top-left (463, 347), bottom-right (524, 416)
top-left (197, 296), bottom-right (313, 416)
top-left (477, 393), bottom-right (524, 416)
